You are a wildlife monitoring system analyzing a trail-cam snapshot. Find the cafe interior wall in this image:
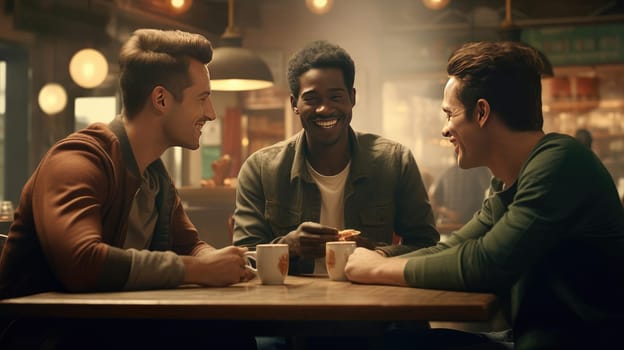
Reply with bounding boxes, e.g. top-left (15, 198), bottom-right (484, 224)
top-left (0, 5), bottom-right (33, 205)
